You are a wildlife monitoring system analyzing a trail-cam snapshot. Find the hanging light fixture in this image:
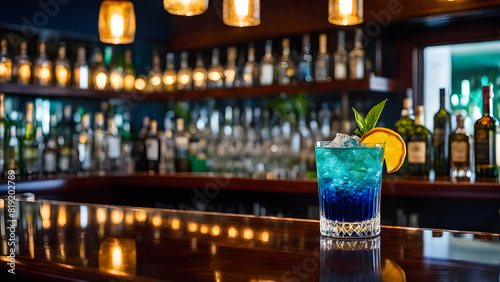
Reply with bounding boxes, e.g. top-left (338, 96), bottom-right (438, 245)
top-left (329, 0), bottom-right (363, 26)
top-left (164, 0), bottom-right (208, 16)
top-left (223, 0), bottom-right (260, 27)
top-left (98, 0), bottom-right (136, 44)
